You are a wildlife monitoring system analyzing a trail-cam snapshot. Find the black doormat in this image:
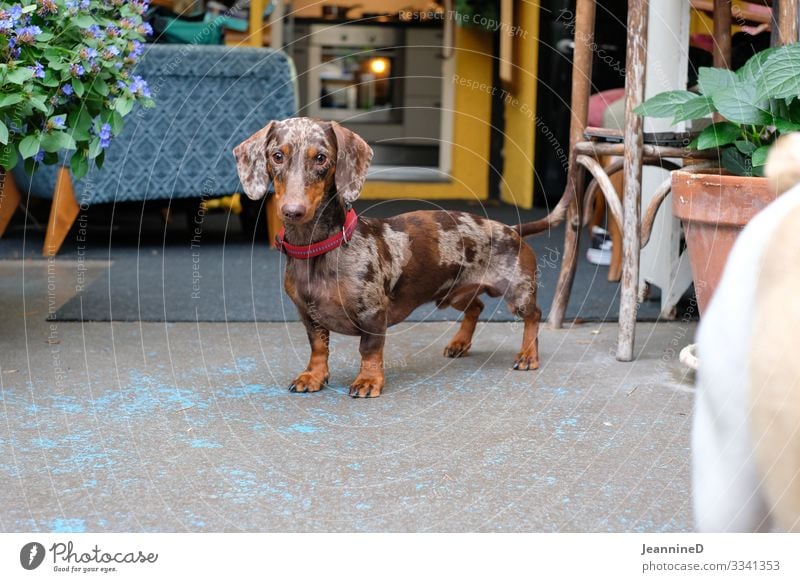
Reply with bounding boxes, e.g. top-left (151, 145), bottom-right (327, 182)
top-left (4, 199), bottom-right (672, 322)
